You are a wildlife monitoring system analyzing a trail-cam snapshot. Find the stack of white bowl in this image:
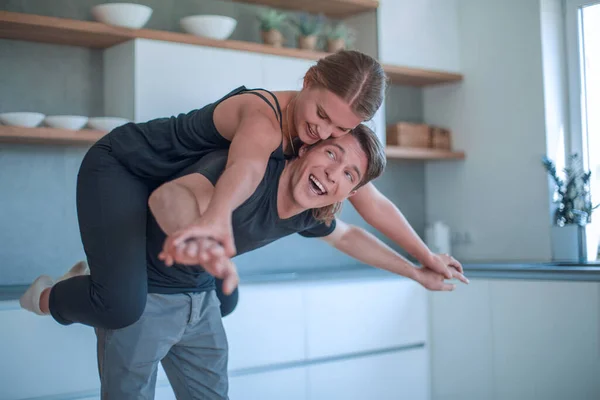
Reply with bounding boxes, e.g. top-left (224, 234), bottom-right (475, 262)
top-left (0, 112), bottom-right (130, 132)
